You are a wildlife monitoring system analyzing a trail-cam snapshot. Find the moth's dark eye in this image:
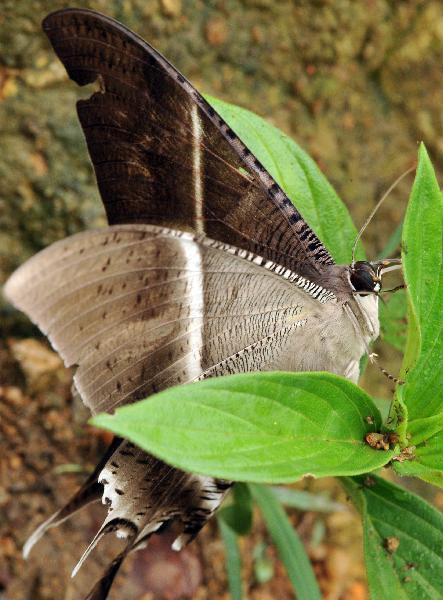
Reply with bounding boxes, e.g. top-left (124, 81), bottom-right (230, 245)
top-left (350, 261), bottom-right (379, 293)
